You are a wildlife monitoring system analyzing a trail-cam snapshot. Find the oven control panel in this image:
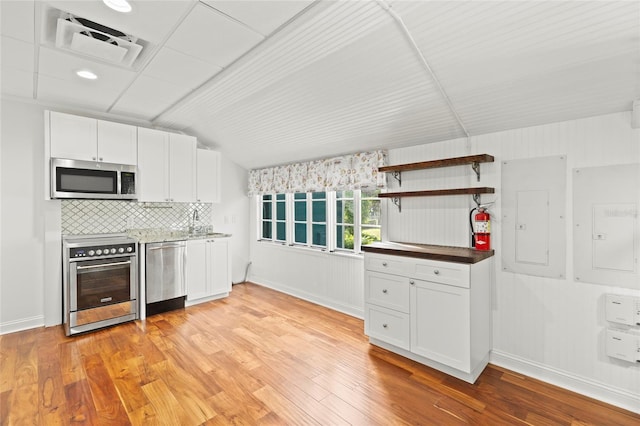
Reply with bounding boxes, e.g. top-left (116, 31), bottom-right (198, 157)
top-left (70, 243), bottom-right (136, 258)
